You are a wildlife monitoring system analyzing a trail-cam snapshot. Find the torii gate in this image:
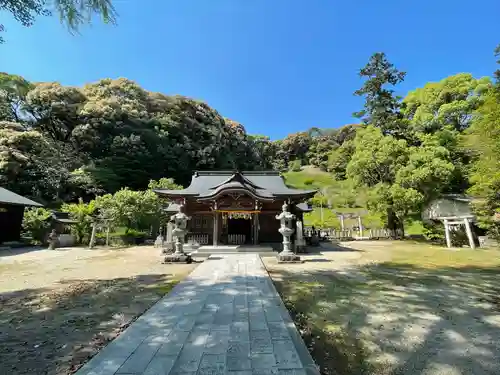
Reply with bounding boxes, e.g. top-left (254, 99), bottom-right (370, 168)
top-left (438, 215), bottom-right (476, 249)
